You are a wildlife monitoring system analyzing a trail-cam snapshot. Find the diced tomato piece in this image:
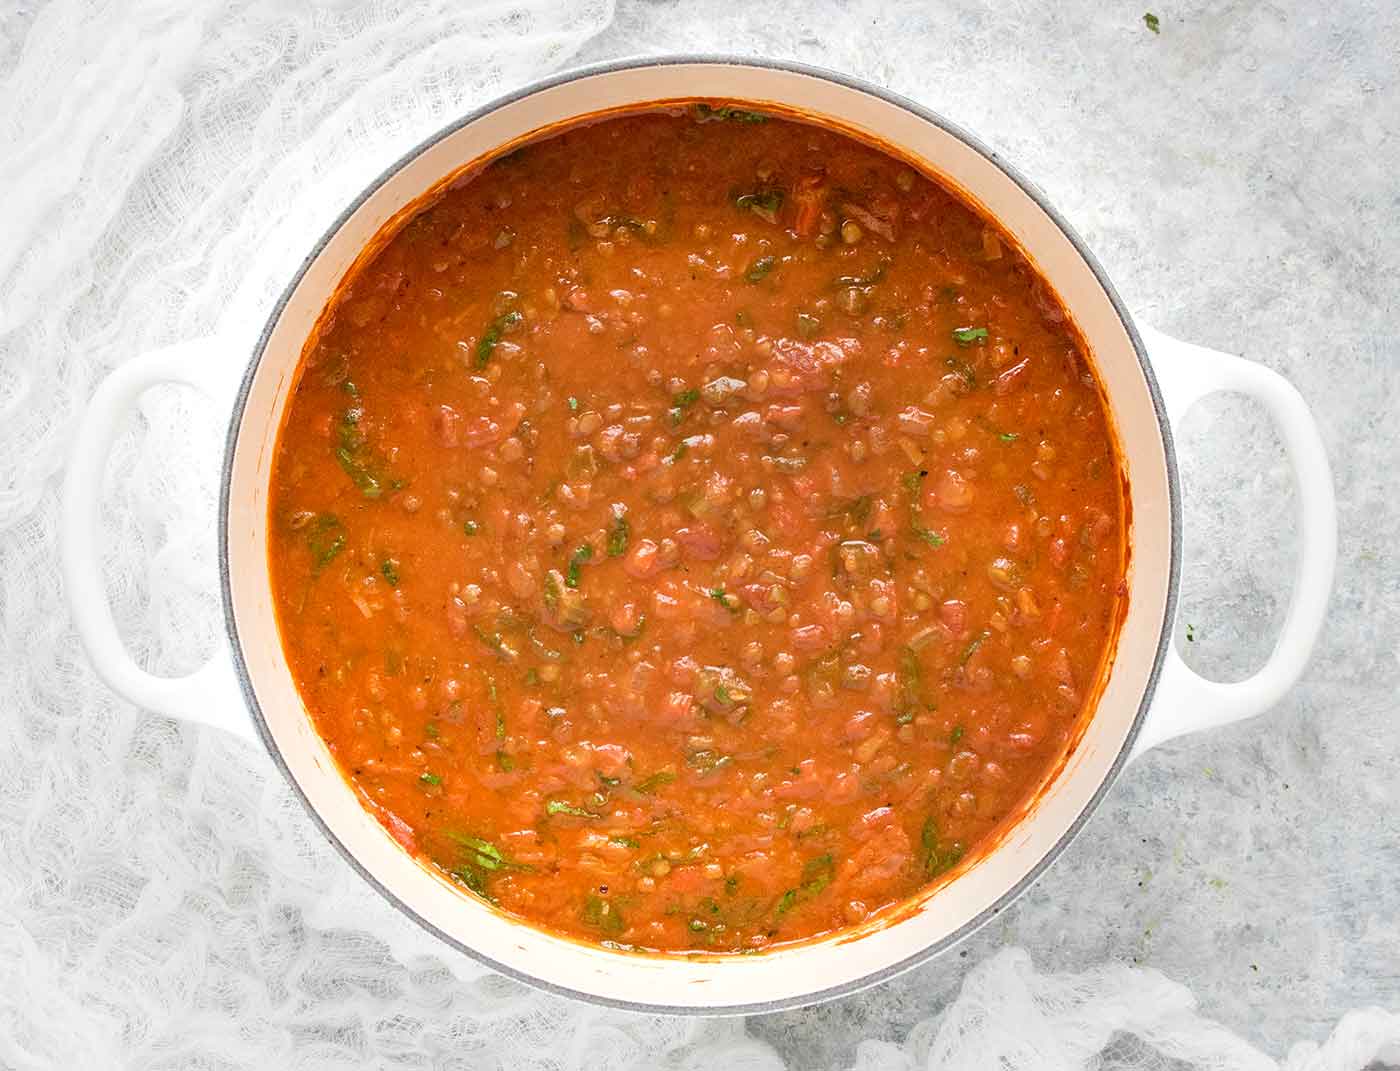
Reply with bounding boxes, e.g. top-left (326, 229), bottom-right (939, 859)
top-left (993, 358), bottom-right (1030, 396)
top-left (382, 812), bottom-right (416, 852)
top-left (740, 582), bottom-right (781, 614)
top-left (792, 173), bottom-right (826, 237)
top-left (463, 401), bottom-right (525, 447)
top-left (940, 599), bottom-right (967, 636)
top-left (675, 523), bottom-right (722, 561)
top-left (843, 822), bottom-right (911, 895)
top-left (851, 805), bottom-right (896, 840)
top-left (765, 403), bottom-right (806, 431)
top-left (657, 690), bottom-right (698, 727)
top-left (624, 538), bottom-right (660, 578)
top-left (769, 337), bottom-right (857, 394)
top-left (844, 710), bottom-right (878, 741)
top-left (433, 404), bottom-right (461, 447)
top-left (666, 865), bottom-right (711, 895)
